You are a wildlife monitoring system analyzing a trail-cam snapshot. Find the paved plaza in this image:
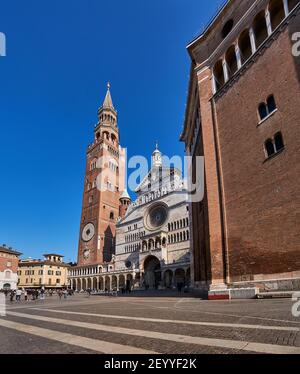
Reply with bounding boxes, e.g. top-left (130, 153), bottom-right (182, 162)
top-left (1, 294), bottom-right (300, 354)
